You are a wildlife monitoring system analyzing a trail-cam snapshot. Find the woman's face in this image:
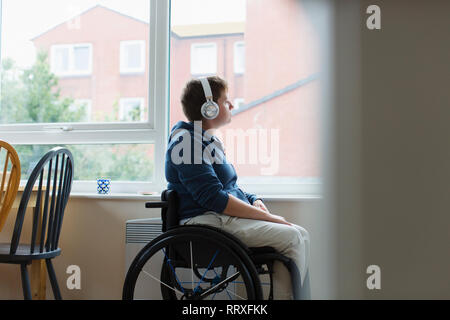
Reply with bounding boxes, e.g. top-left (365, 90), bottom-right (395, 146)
top-left (213, 90), bottom-right (234, 127)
